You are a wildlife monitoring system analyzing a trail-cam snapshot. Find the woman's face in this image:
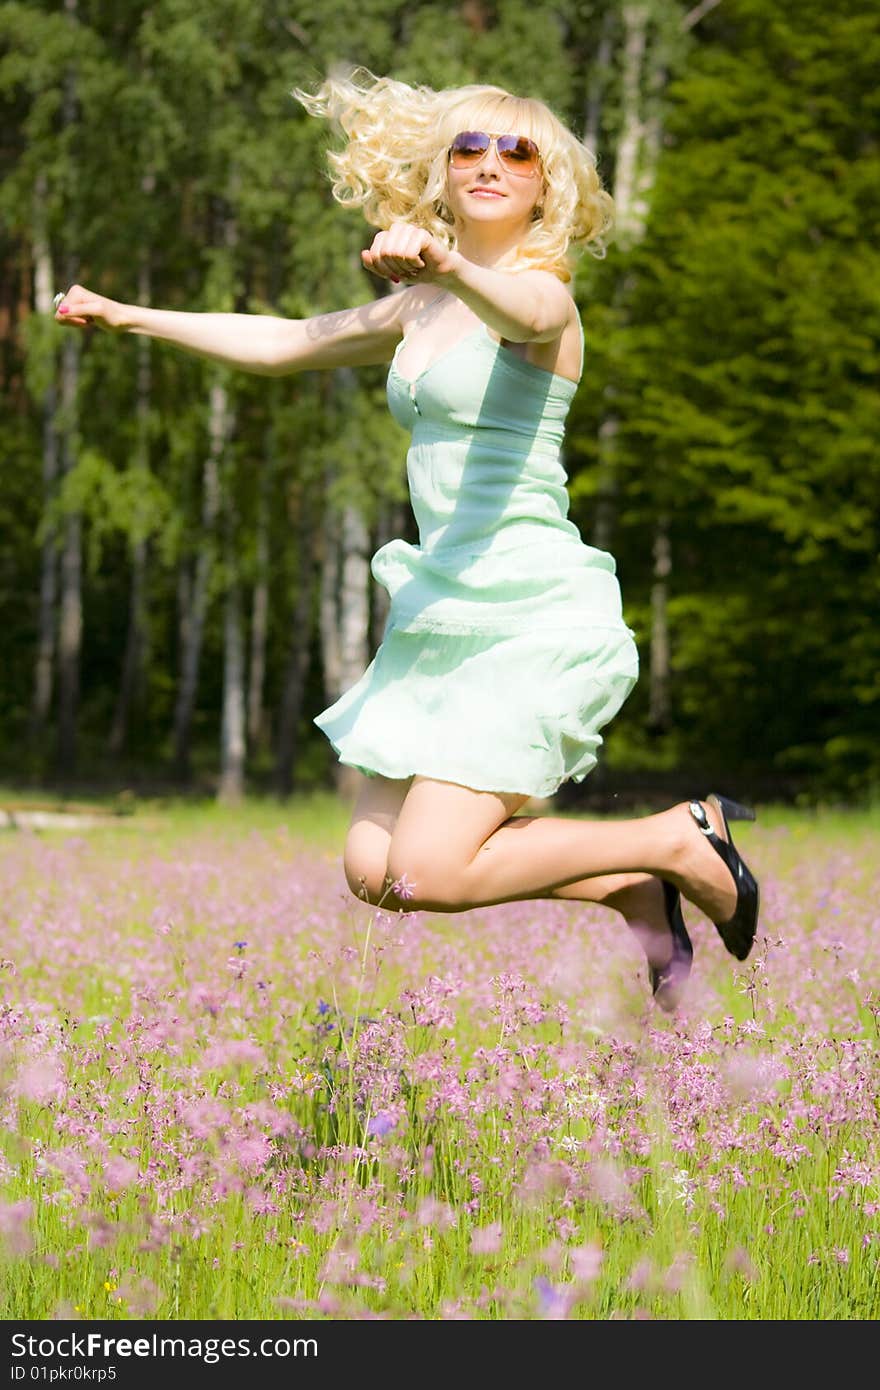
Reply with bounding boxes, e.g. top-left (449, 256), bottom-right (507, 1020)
top-left (443, 128), bottom-right (543, 238)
